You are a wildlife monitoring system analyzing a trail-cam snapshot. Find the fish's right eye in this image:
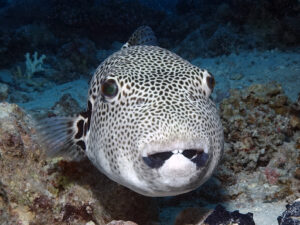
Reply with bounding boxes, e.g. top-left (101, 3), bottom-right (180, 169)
top-left (101, 79), bottom-right (119, 98)
top-left (206, 75), bottom-right (215, 91)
